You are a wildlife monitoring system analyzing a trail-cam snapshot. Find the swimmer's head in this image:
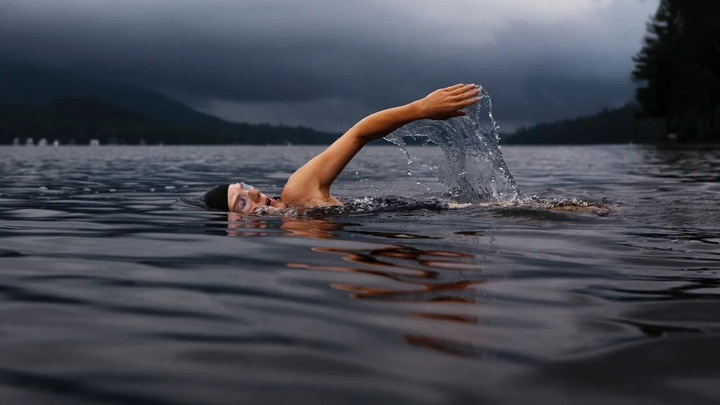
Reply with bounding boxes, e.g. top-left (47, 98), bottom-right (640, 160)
top-left (203, 184), bottom-right (230, 211)
top-left (204, 182), bottom-right (285, 213)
